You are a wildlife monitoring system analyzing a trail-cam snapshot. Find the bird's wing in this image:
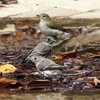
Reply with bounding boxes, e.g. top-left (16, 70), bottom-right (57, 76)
top-left (37, 45), bottom-right (52, 55)
top-left (47, 21), bottom-right (75, 34)
top-left (37, 58), bottom-right (56, 70)
top-left (47, 20), bottom-right (66, 31)
top-left (43, 64), bottom-right (60, 70)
